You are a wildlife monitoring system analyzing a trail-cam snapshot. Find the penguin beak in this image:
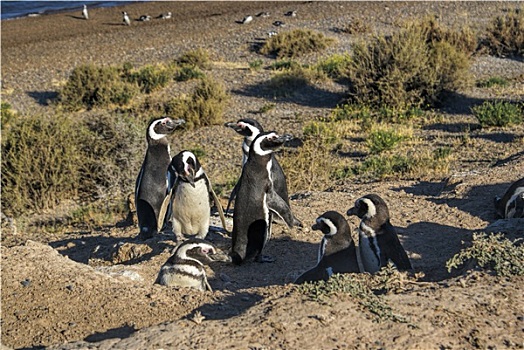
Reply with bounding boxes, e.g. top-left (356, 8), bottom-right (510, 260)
top-left (224, 121), bottom-right (242, 132)
top-left (346, 207), bottom-right (357, 216)
top-left (208, 250), bottom-right (232, 263)
top-left (186, 169), bottom-right (196, 188)
top-left (311, 223), bottom-right (321, 231)
top-left (164, 118), bottom-right (185, 131)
